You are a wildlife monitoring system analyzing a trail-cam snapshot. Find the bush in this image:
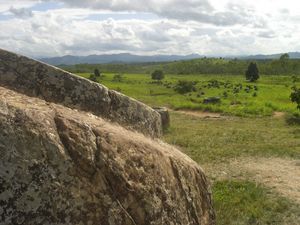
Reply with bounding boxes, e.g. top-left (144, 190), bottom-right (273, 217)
top-left (203, 97), bottom-right (221, 104)
top-left (285, 113), bottom-right (300, 125)
top-left (114, 87), bottom-right (122, 93)
top-left (290, 86), bottom-right (300, 109)
top-left (291, 75), bottom-right (298, 83)
top-left (151, 70), bottom-right (165, 81)
top-left (112, 74), bottom-right (123, 82)
top-left (88, 74), bottom-right (97, 82)
top-left (174, 80), bottom-right (196, 94)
